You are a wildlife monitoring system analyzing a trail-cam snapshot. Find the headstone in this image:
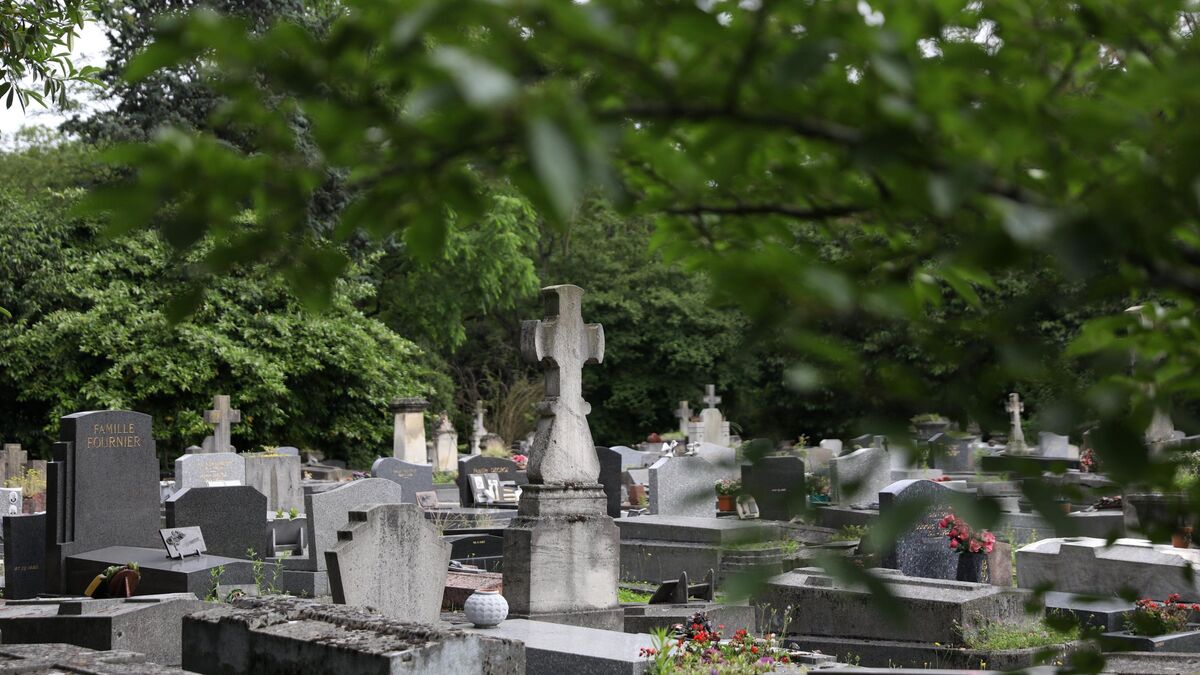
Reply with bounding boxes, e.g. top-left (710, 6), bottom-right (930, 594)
top-left (243, 453), bottom-right (303, 513)
top-left (165, 486), bottom-right (269, 559)
top-left (456, 455), bottom-right (526, 506)
top-left (829, 446), bottom-right (891, 507)
top-left (445, 533), bottom-right (505, 571)
top-left (0, 487), bottom-right (22, 515)
top-left (370, 457), bottom-right (433, 503)
top-left (611, 445), bottom-right (653, 469)
top-left (648, 455), bottom-right (726, 517)
top-left (433, 413), bottom-right (458, 472)
top-left (159, 526), bottom-right (207, 558)
top-left (471, 400), bottom-right (488, 455)
top-left (699, 410), bottom-right (731, 448)
top-left (46, 410), bottom-right (161, 593)
top-left (4, 513), bottom-right (46, 599)
top-left (275, 446), bottom-right (300, 456)
top-left (415, 491), bottom-right (439, 509)
top-left (1005, 393), bottom-right (1028, 454)
top-left (293, 478), bottom-right (405, 572)
top-left (502, 284), bottom-right (621, 630)
top-left (819, 439), bottom-right (843, 454)
top-left (173, 452), bottom-right (245, 492)
top-left (741, 456), bottom-right (806, 521)
top-left (389, 397), bottom-right (429, 464)
top-left (326, 503), bottom-right (450, 622)
top-left (201, 395), bottom-right (242, 454)
top-left (674, 401), bottom-right (693, 437)
top-left (880, 479), bottom-right (960, 580)
top-left (931, 434), bottom-right (979, 474)
top-left (692, 442), bottom-right (738, 478)
top-left (596, 446), bottom-right (622, 518)
top-left (1, 443), bottom-right (27, 485)
top-left (1035, 431), bottom-right (1079, 460)
top-left (702, 384), bottom-right (722, 410)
